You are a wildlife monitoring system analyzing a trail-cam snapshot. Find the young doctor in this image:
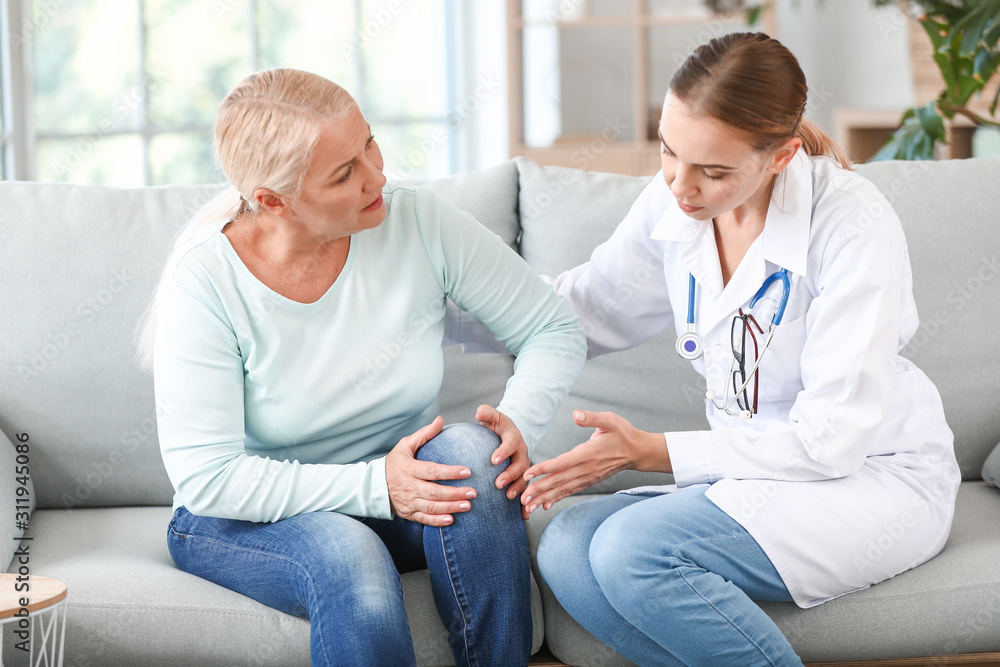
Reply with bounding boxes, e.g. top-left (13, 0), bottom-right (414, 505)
top-left (522, 33), bottom-right (961, 666)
